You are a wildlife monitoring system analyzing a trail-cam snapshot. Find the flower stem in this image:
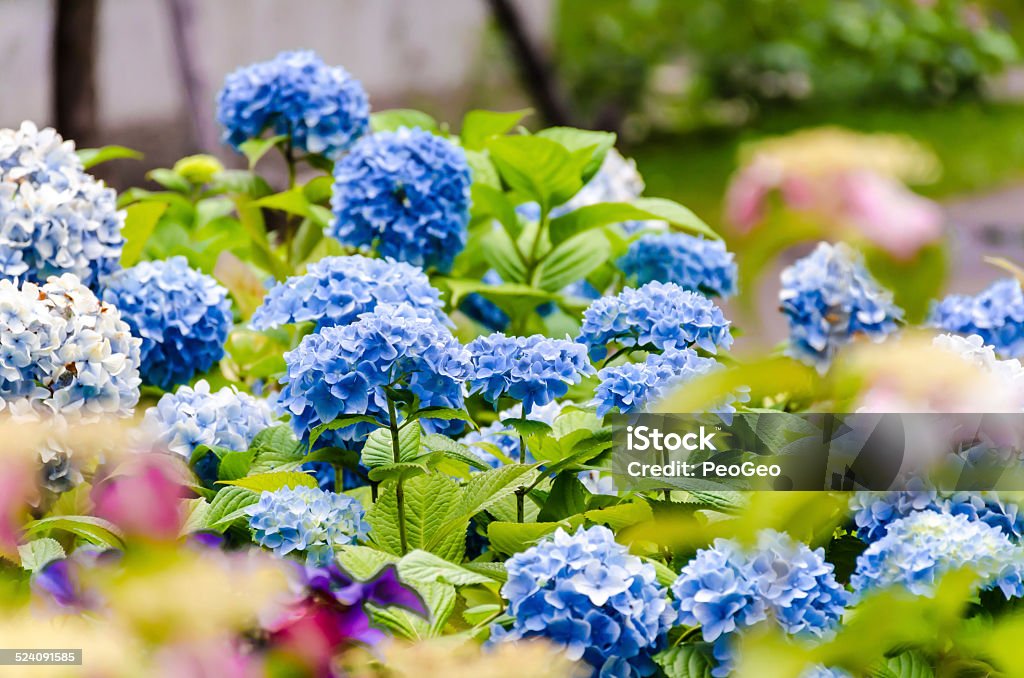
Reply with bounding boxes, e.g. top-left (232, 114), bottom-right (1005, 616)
top-left (388, 397), bottom-right (409, 554)
top-left (516, 434), bottom-right (527, 523)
